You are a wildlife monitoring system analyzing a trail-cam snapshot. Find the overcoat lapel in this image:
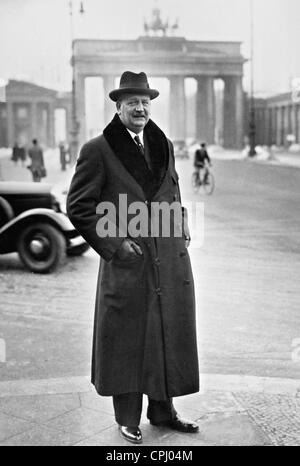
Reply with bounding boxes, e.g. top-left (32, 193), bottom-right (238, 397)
top-left (103, 114), bottom-right (169, 200)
